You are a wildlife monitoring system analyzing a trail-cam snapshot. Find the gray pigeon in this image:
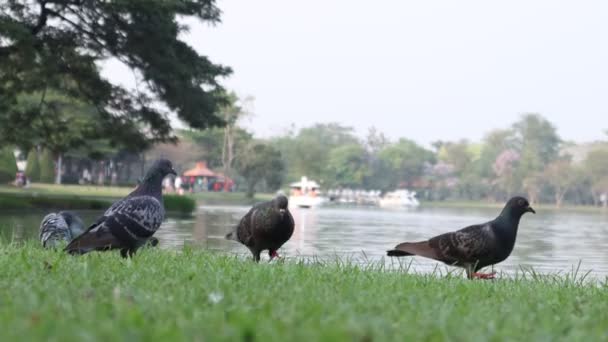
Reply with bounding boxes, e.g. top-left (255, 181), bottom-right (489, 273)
top-left (226, 195), bottom-right (295, 262)
top-left (65, 159), bottom-right (176, 258)
top-left (39, 211), bottom-right (85, 248)
top-left (387, 196), bottom-right (535, 279)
